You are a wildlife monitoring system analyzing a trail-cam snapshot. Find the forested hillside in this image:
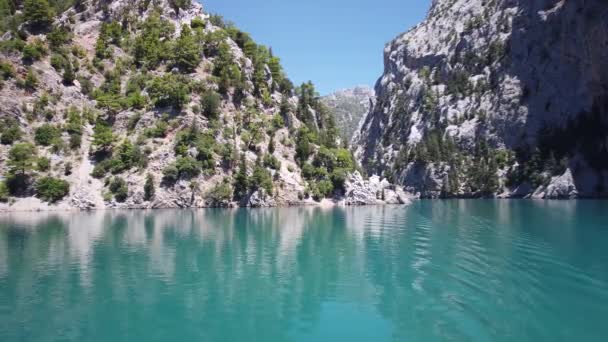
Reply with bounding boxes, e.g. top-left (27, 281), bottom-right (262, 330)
top-left (0, 0), bottom-right (372, 209)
